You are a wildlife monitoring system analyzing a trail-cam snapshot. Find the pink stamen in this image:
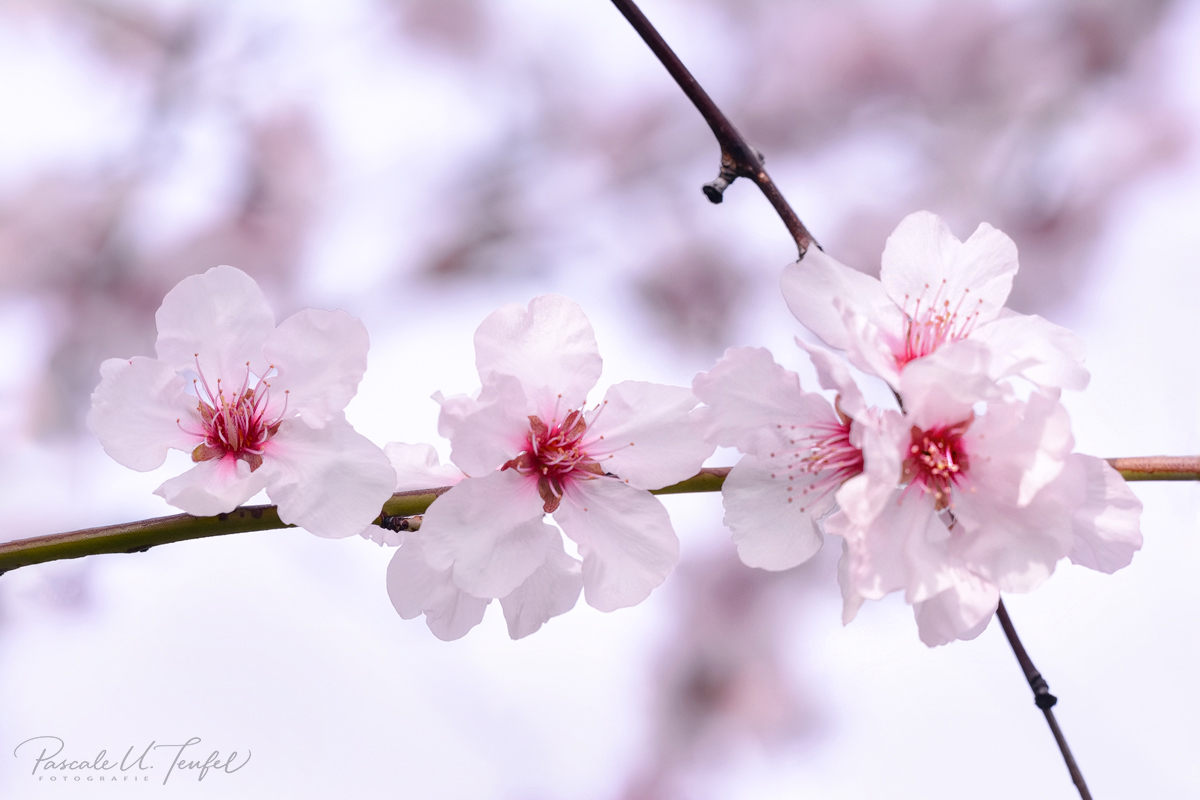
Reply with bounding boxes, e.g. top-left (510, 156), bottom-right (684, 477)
top-left (501, 405), bottom-right (607, 513)
top-left (901, 416), bottom-right (973, 510)
top-left (184, 359), bottom-right (287, 472)
top-left (896, 281), bottom-right (985, 368)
